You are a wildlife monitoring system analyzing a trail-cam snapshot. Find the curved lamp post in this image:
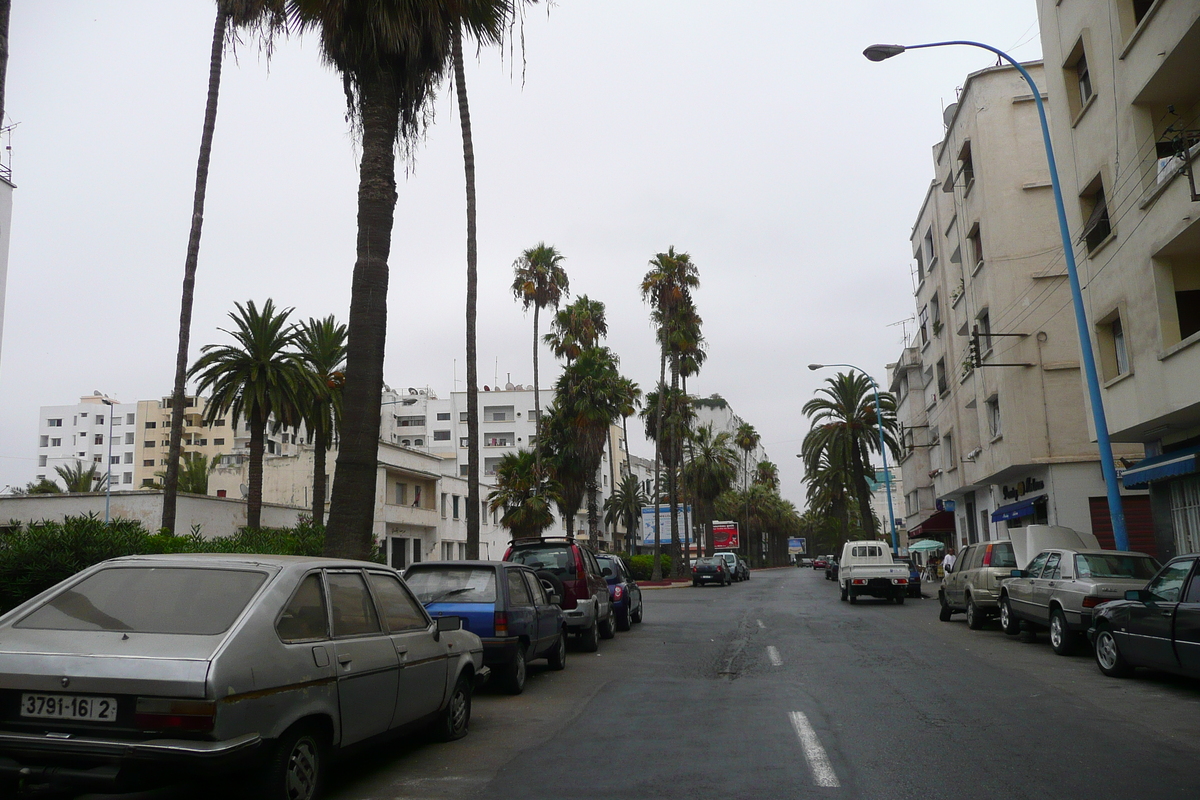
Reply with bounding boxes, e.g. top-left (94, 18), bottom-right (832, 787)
top-left (808, 363), bottom-right (899, 555)
top-left (863, 40), bottom-right (1128, 551)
